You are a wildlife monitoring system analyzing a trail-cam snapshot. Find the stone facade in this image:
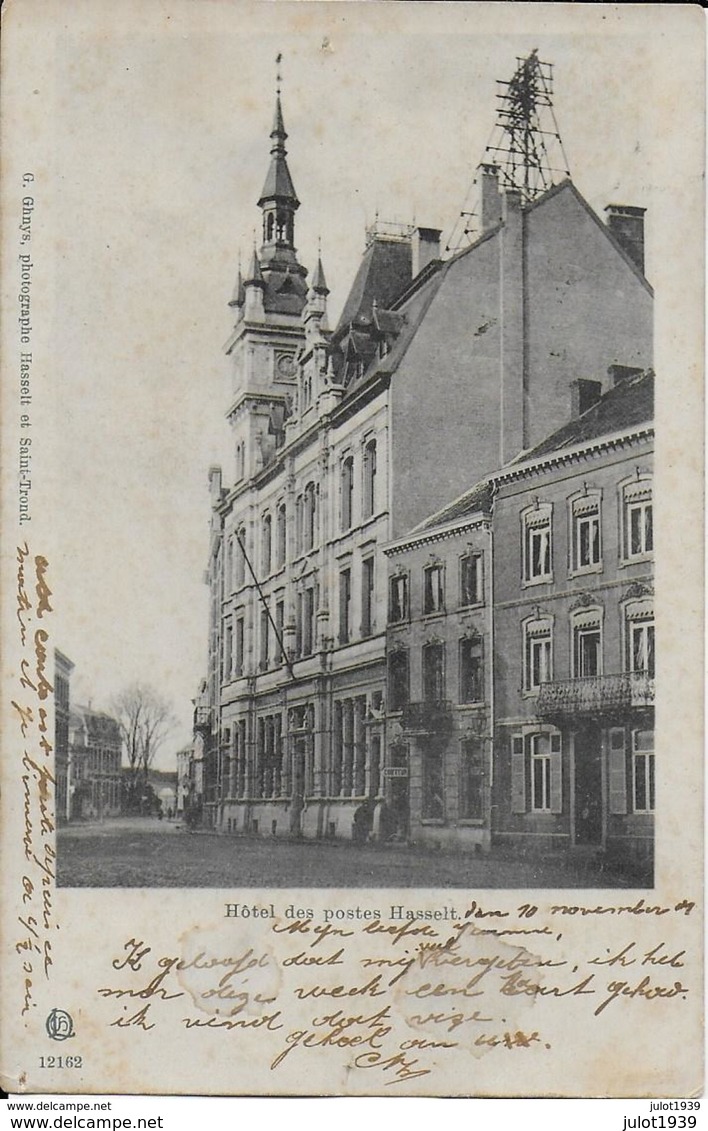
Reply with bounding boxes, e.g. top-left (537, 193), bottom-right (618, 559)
top-left (492, 373), bottom-right (654, 870)
top-left (197, 80), bottom-right (654, 847)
